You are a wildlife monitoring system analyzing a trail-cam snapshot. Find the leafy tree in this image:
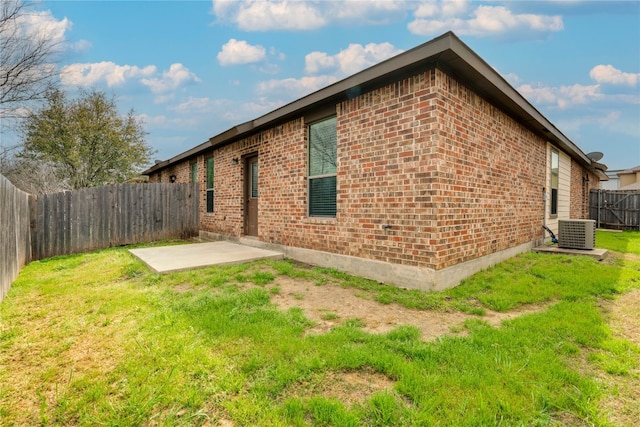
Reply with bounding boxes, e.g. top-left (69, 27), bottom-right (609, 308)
top-left (1, 157), bottom-right (70, 195)
top-left (19, 88), bottom-right (155, 189)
